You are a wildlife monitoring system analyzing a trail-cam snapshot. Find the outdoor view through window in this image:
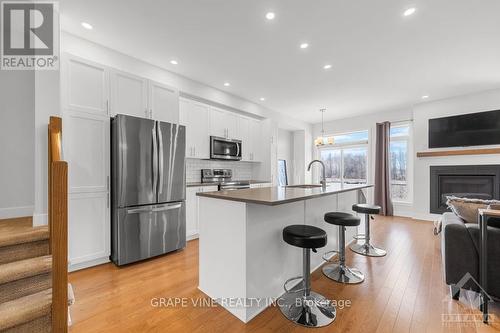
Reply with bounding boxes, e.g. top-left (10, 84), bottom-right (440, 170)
top-left (319, 125), bottom-right (410, 202)
top-left (319, 131), bottom-right (368, 186)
